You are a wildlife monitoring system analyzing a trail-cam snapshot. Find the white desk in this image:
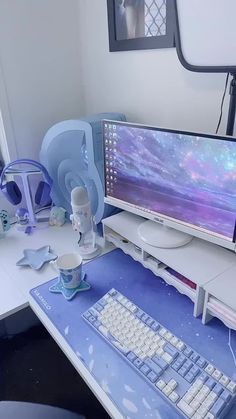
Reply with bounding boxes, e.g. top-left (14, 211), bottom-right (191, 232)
top-left (2, 221), bottom-right (236, 419)
top-left (0, 222), bottom-right (110, 319)
top-left (0, 264), bottom-right (27, 320)
top-left (0, 221), bottom-right (118, 418)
